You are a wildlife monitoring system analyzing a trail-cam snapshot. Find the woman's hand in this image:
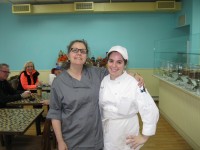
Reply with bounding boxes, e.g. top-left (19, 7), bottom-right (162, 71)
top-left (40, 100), bottom-right (50, 105)
top-left (126, 134), bottom-right (149, 149)
top-left (21, 91), bottom-right (31, 98)
top-left (134, 73), bottom-right (144, 87)
top-left (58, 140), bottom-right (68, 150)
